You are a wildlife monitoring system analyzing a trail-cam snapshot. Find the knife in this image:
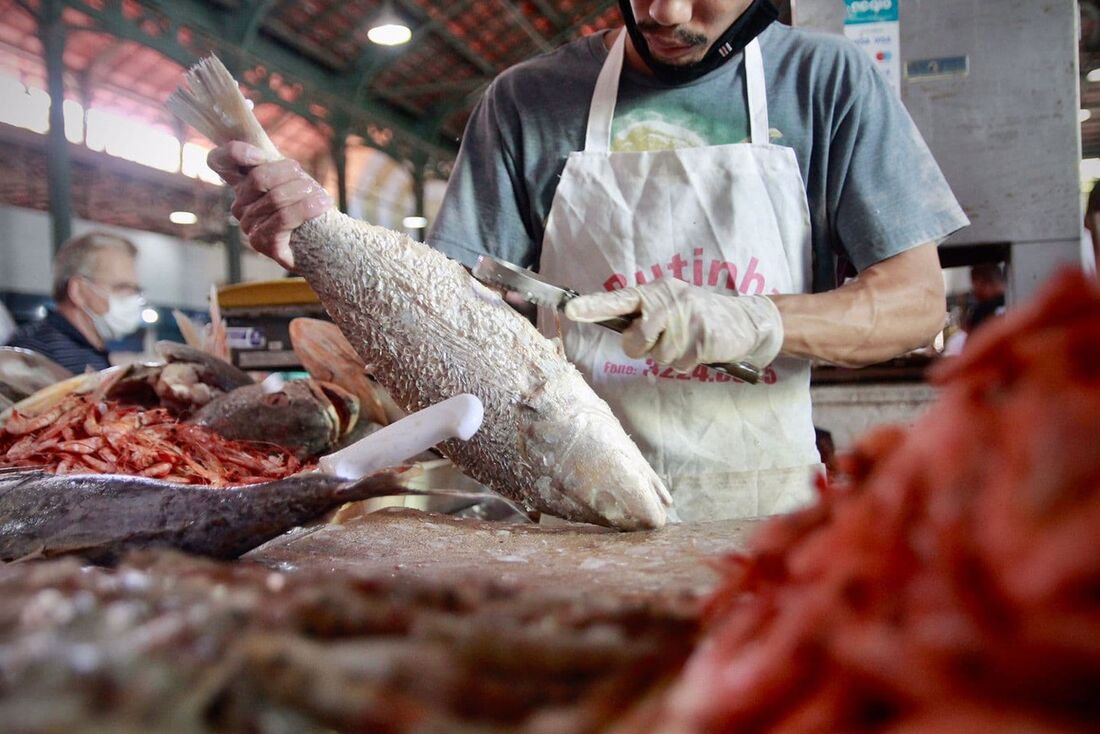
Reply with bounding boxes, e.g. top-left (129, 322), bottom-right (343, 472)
top-left (472, 256), bottom-right (762, 385)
